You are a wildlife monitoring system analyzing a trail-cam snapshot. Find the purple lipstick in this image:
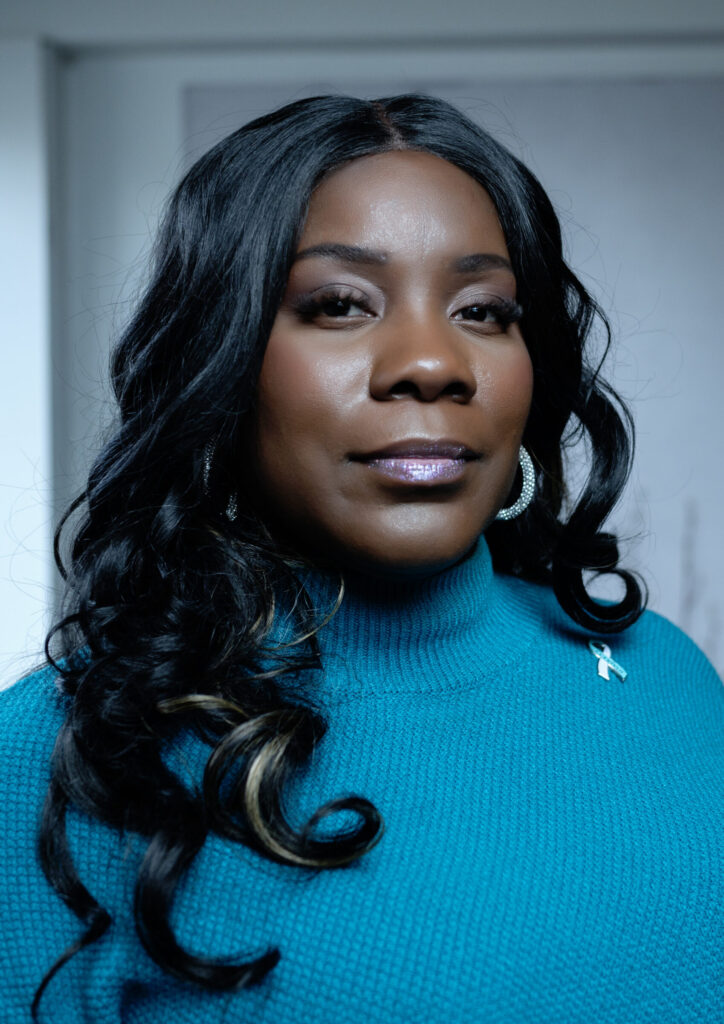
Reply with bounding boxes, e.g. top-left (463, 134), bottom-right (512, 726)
top-left (354, 440), bottom-right (479, 486)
